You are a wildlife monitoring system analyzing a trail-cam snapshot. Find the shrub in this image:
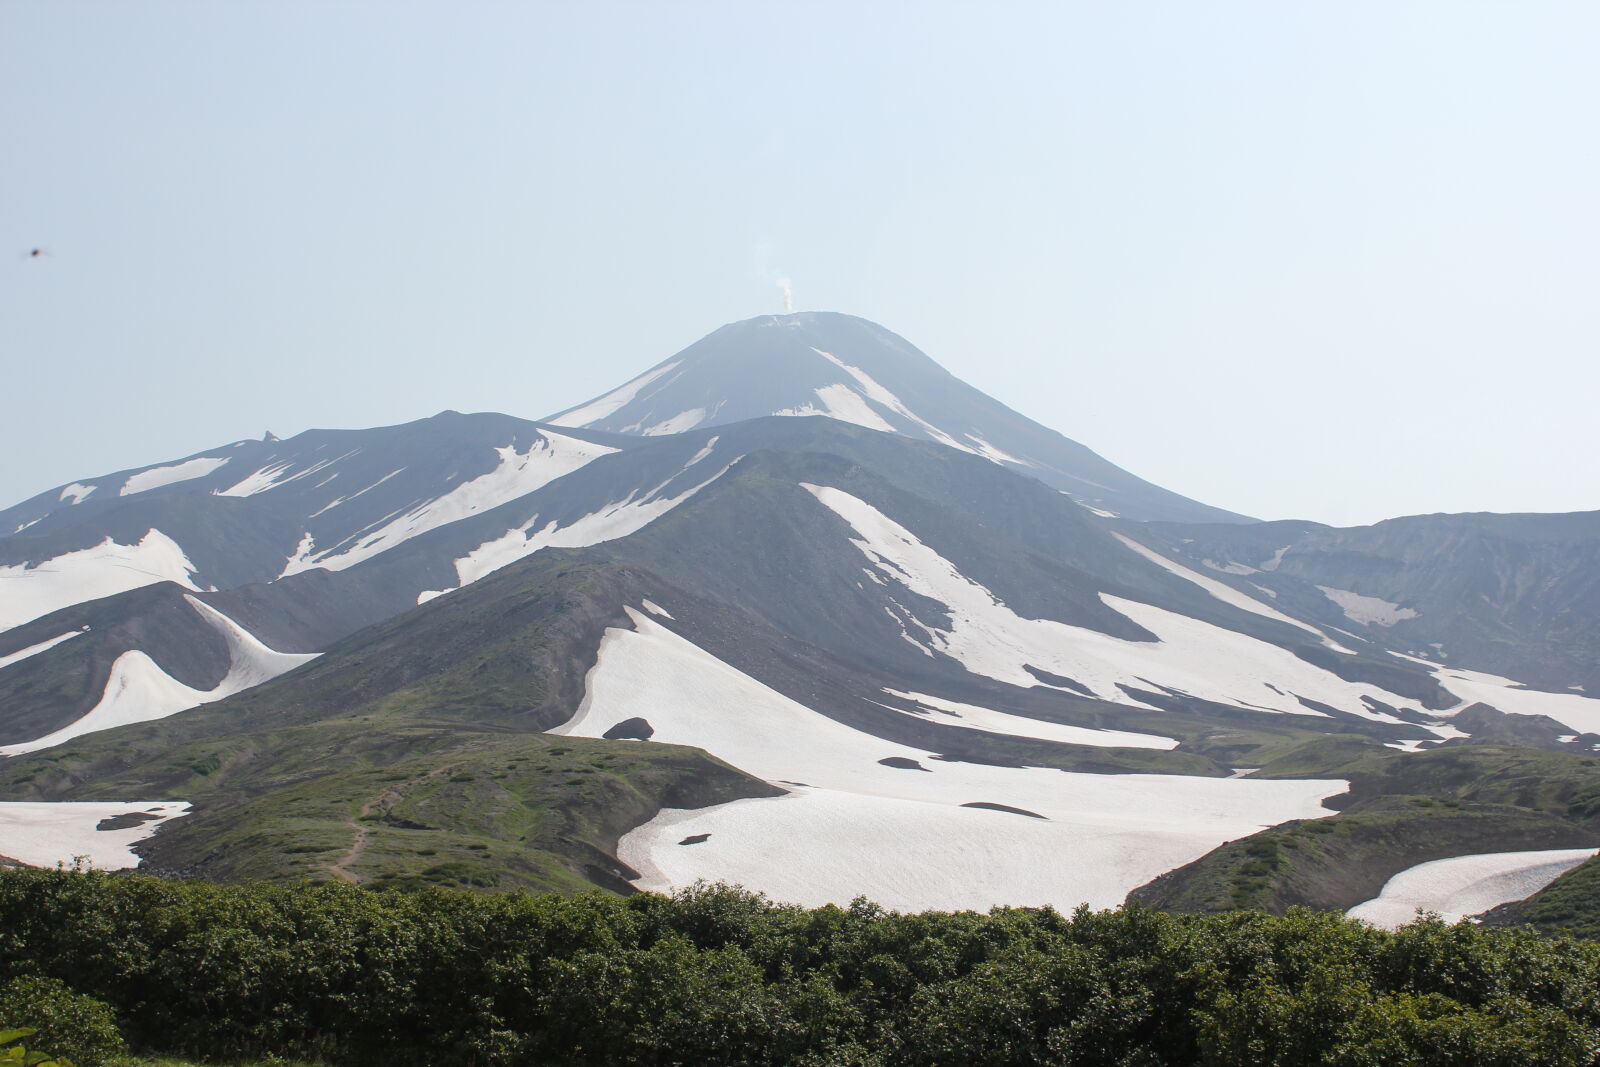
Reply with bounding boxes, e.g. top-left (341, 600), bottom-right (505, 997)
top-left (2, 869), bottom-right (1600, 1065)
top-left (0, 1027), bottom-right (71, 1067)
top-left (0, 978), bottom-right (124, 1067)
